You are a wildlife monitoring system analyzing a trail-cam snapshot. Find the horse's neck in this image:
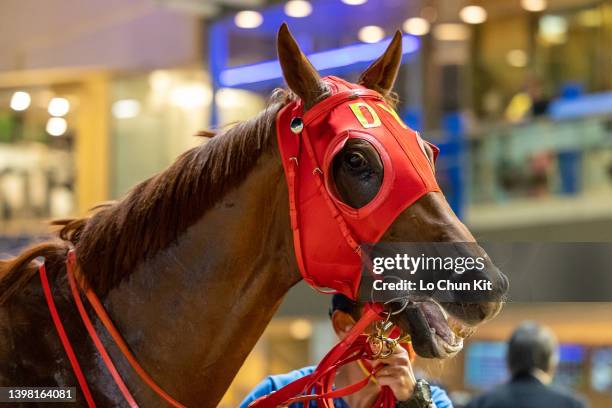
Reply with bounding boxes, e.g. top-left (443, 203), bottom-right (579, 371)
top-left (102, 148), bottom-right (300, 407)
